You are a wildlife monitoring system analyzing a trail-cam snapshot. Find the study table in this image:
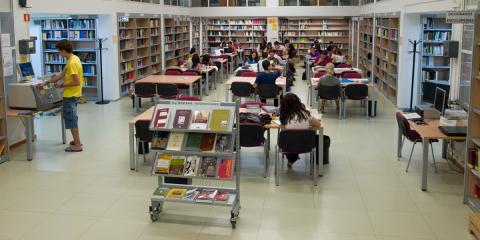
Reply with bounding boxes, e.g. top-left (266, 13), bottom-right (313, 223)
top-left (398, 118), bottom-right (467, 191)
top-left (166, 66), bottom-right (218, 95)
top-left (128, 106), bottom-right (155, 171)
top-left (210, 53), bottom-right (237, 74)
top-left (211, 58), bottom-right (228, 82)
top-left (224, 76), bottom-right (287, 102)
